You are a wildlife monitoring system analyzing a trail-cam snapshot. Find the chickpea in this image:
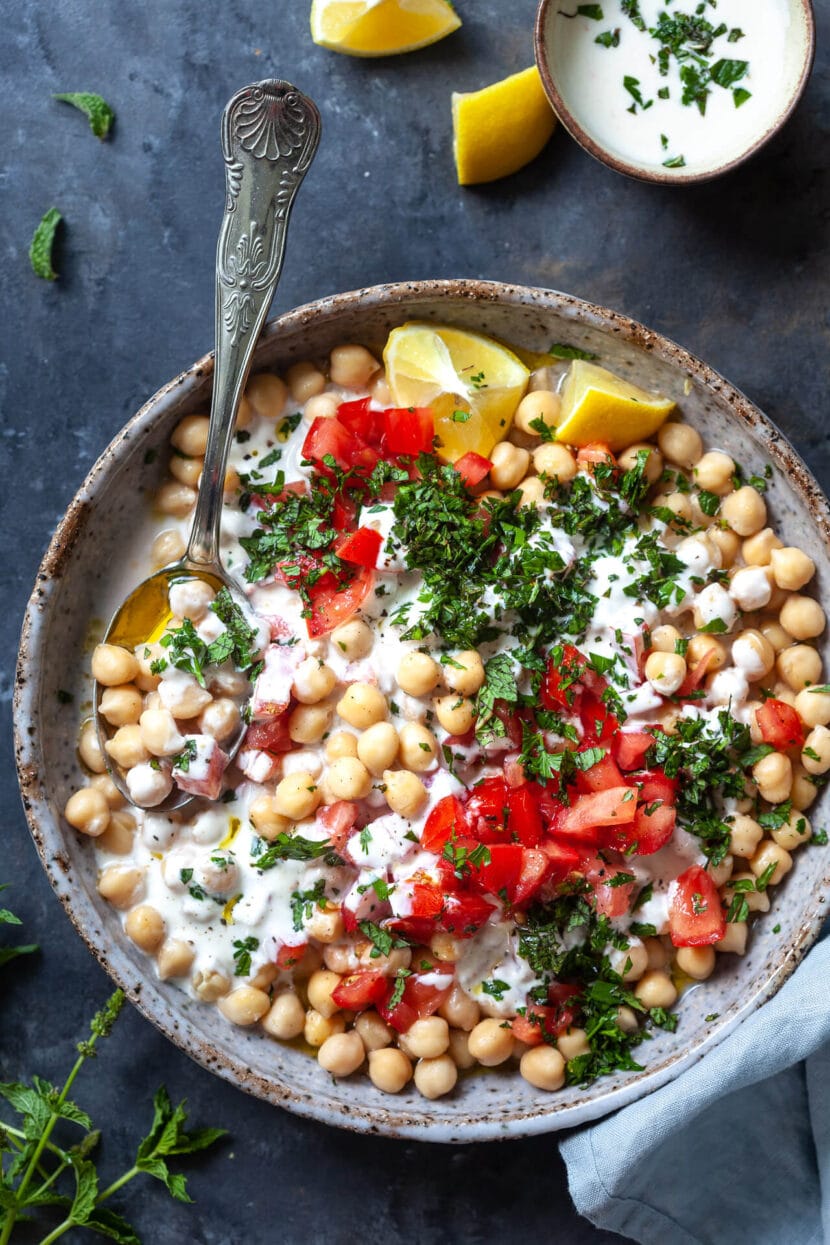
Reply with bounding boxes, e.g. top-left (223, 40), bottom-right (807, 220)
top-left (618, 443), bottom-right (663, 484)
top-left (767, 545), bottom-right (815, 591)
top-left (514, 389), bottom-right (560, 436)
top-left (337, 683), bottom-right (387, 729)
top-left (327, 755), bottom-right (373, 800)
top-left (772, 810), bottom-right (812, 851)
top-left (729, 813), bottom-right (763, 859)
top-left (156, 939), bottom-right (195, 980)
top-left (192, 969), bottom-right (231, 1002)
top-left (382, 769), bottom-right (427, 818)
top-left (293, 657), bottom-right (337, 704)
top-left (368, 1047), bottom-right (413, 1093)
top-left (218, 987), bottom-right (270, 1027)
top-left (246, 371), bottom-right (287, 419)
top-left (791, 765), bottom-right (819, 811)
top-left (533, 442), bottom-right (577, 482)
top-left (675, 946), bottom-right (716, 980)
top-left (273, 771), bottom-right (321, 820)
top-left (197, 697), bottom-right (240, 744)
top-left (658, 422), bottom-right (703, 469)
top-left (224, 465), bottom-right (240, 493)
top-left (250, 963), bottom-right (279, 993)
top-left (371, 374), bottom-right (392, 406)
top-left (325, 731), bottom-right (358, 762)
top-left (289, 703), bottom-right (333, 746)
top-left (304, 392), bottom-right (339, 421)
top-left (305, 907), bottom-right (345, 944)
top-left (732, 630), bottom-right (775, 681)
top-left (634, 971), bottom-right (677, 1010)
top-left (169, 454), bottom-right (202, 488)
top-left (414, 1055), bottom-right (458, 1100)
top-left (519, 1045), bottom-right (566, 1091)
top-left (750, 840), bottom-right (793, 885)
top-left (489, 442), bottom-right (529, 490)
top-left (262, 991), bottom-right (306, 1040)
top-left (355, 1011), bottom-right (393, 1051)
top-left (105, 725), bottom-right (150, 770)
top-left (330, 344), bottom-right (379, 390)
top-left (439, 984), bottom-right (480, 1031)
top-left (400, 1017), bottom-right (450, 1060)
top-left (556, 1028), bottom-right (590, 1060)
top-left (97, 865), bottom-right (144, 909)
top-left (706, 853), bottom-right (733, 889)
top-left (304, 1009), bottom-right (346, 1047)
top-left (172, 413), bottom-right (210, 456)
top-left (134, 643), bottom-right (164, 693)
top-left (761, 620), bottom-right (793, 652)
top-left (244, 796), bottom-right (287, 843)
top-left (318, 1030), bottom-right (366, 1077)
top-left (620, 943), bottom-right (649, 982)
top-left (752, 752), bottom-right (793, 805)
top-left (694, 451), bottom-right (735, 496)
top-left (616, 1006), bottom-right (640, 1035)
top-left (307, 969), bottom-right (342, 1019)
top-left (729, 565), bottom-right (773, 612)
top-left (467, 1018), bottom-right (514, 1066)
top-left (323, 944), bottom-right (356, 974)
top-left (743, 528), bottom-right (783, 566)
top-left (802, 725), bottom-right (830, 775)
top-left (286, 360), bottom-right (326, 403)
top-left (357, 723), bottom-right (399, 776)
top-left (331, 618), bottom-right (373, 660)
top-left (716, 923), bottom-right (748, 955)
top-left (91, 644), bottom-right (140, 687)
top-left (398, 723), bottom-right (438, 772)
top-left (433, 694), bottom-right (476, 735)
top-left (78, 718), bottom-right (107, 773)
top-left (158, 674), bottom-right (211, 719)
top-left (795, 688), bottom-right (830, 729)
top-left (772, 684), bottom-right (797, 708)
top-left (97, 809), bottom-right (137, 855)
top-left (723, 872), bottom-right (770, 914)
top-left (150, 529), bottom-right (186, 570)
top-left (97, 683), bottom-right (143, 728)
top-left (643, 937), bottom-right (669, 970)
top-left (125, 904), bottom-right (165, 952)
top-left (708, 527), bottom-right (741, 568)
top-left (650, 624), bottom-right (682, 654)
top-left (686, 634), bottom-right (727, 672)
top-left (644, 650), bottom-right (687, 696)
top-left (780, 596), bottom-right (825, 641)
top-left (443, 651), bottom-right (486, 697)
top-left (448, 1029), bottom-right (476, 1069)
top-left (156, 480), bottom-right (196, 516)
top-left (397, 651), bottom-right (440, 697)
top-left (777, 644), bottom-right (822, 692)
top-left (654, 491), bottom-right (694, 525)
top-left (720, 485), bottom-right (767, 536)
top-left (515, 476), bottom-right (546, 508)
top-left (64, 787), bottom-right (110, 837)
